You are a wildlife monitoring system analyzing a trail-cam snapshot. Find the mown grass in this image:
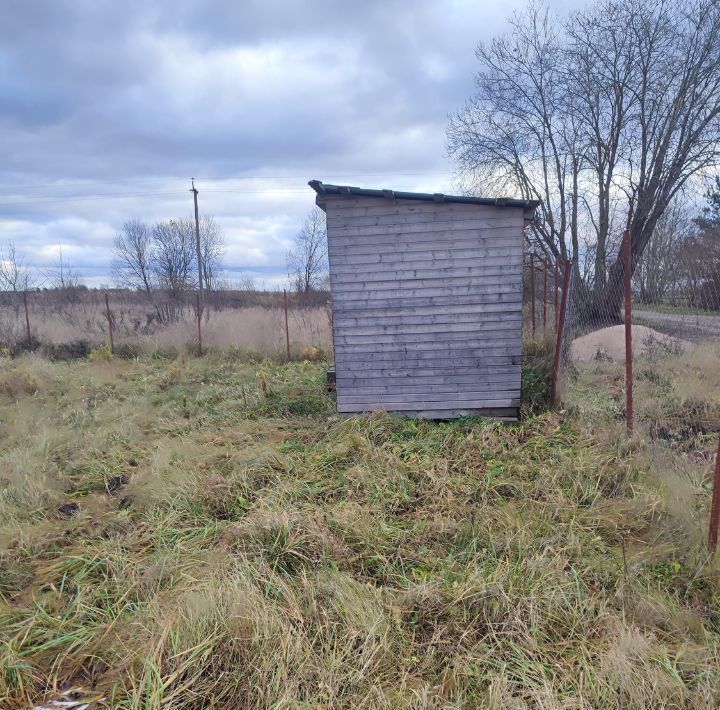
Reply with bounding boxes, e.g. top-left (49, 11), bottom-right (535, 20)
top-left (0, 347), bottom-right (719, 708)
